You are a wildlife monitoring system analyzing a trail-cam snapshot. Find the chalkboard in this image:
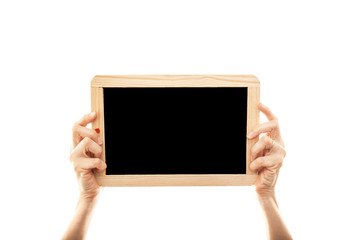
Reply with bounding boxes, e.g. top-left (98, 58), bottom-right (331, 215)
top-left (91, 75), bottom-right (260, 186)
top-left (103, 87), bottom-right (247, 175)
